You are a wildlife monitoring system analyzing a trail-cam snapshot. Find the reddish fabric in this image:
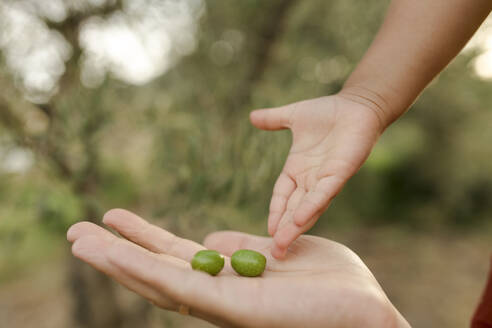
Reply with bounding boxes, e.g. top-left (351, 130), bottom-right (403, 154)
top-left (472, 258), bottom-right (492, 328)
